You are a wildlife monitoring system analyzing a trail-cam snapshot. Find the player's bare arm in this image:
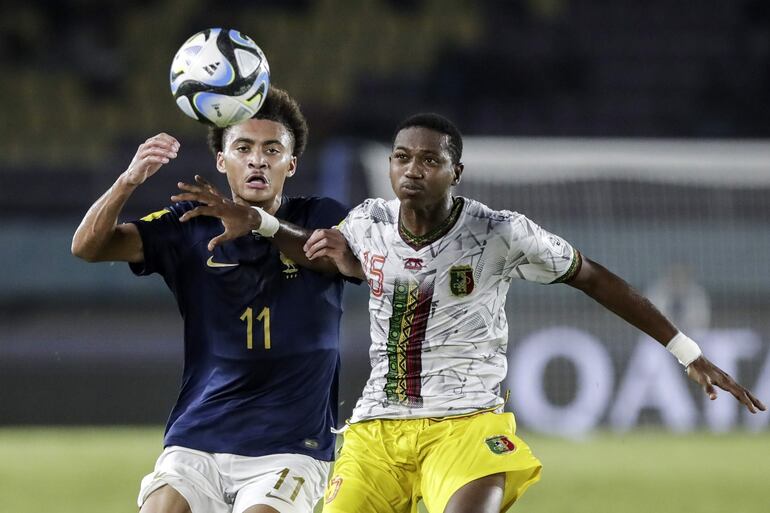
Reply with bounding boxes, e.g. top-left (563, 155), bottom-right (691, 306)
top-left (568, 255), bottom-right (766, 414)
top-left (72, 133), bottom-right (180, 263)
top-left (171, 175), bottom-right (346, 275)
